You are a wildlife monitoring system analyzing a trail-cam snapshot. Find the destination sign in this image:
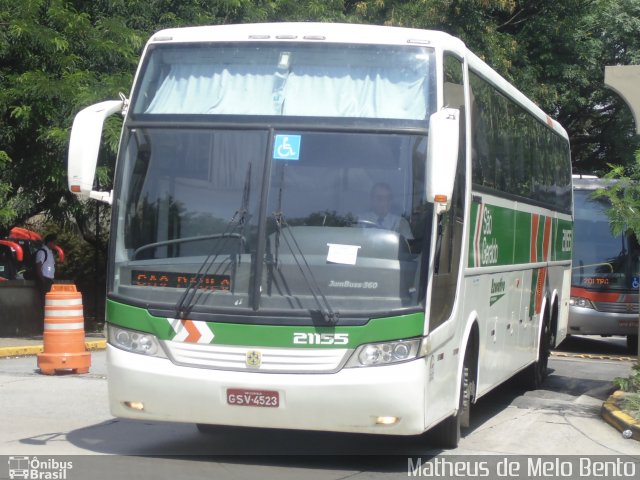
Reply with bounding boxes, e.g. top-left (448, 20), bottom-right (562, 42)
top-left (131, 270), bottom-right (231, 291)
top-left (582, 276), bottom-right (610, 286)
